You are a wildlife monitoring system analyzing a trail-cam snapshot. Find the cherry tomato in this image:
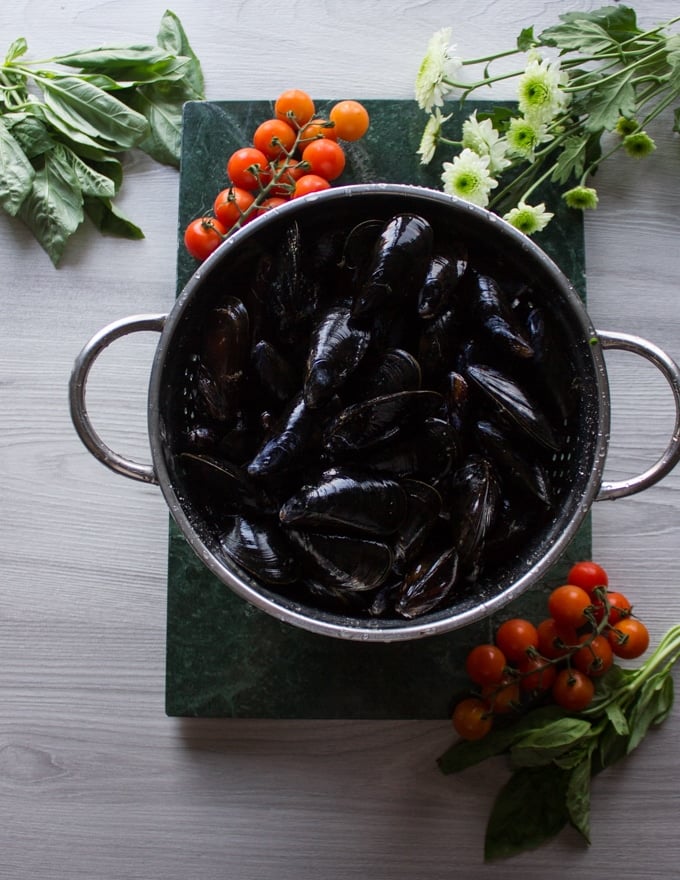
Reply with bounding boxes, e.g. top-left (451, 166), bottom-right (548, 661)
top-left (252, 118), bottom-right (297, 159)
top-left (255, 196), bottom-right (287, 215)
top-left (605, 591), bottom-right (633, 625)
top-left (227, 147), bottom-right (269, 191)
top-left (301, 138), bottom-right (346, 181)
top-left (465, 643), bottom-right (507, 687)
top-left (548, 584), bottom-right (593, 629)
top-left (567, 561), bottom-right (609, 596)
top-left (298, 118), bottom-right (338, 146)
top-left (517, 655), bottom-right (557, 692)
top-left (183, 217), bottom-right (226, 261)
top-left (481, 677), bottom-right (520, 715)
top-left (552, 668), bottom-right (595, 711)
top-left (275, 88), bottom-right (316, 127)
top-left (291, 173), bottom-right (331, 198)
top-left (452, 697), bottom-right (493, 741)
top-left (330, 100), bottom-right (370, 141)
top-left (536, 618), bottom-right (573, 659)
top-left (572, 634), bottom-right (614, 678)
top-left (495, 618), bottom-right (539, 663)
top-left (268, 158), bottom-right (306, 196)
top-left (213, 186), bottom-right (255, 229)
top-left (608, 617), bottom-right (650, 659)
